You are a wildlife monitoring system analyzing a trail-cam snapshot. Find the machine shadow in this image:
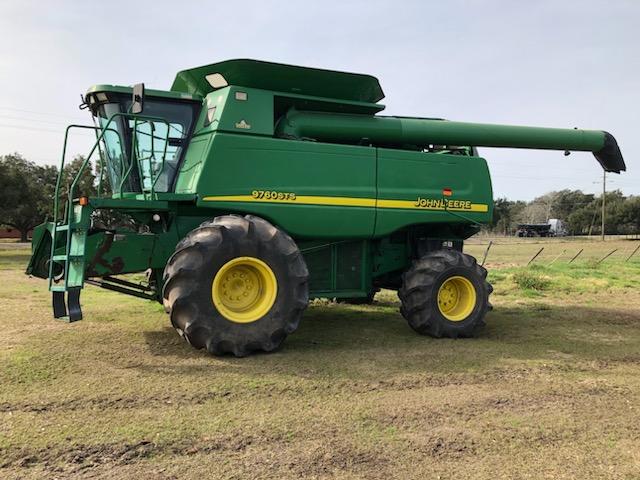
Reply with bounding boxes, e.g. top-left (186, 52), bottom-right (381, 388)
top-left (141, 302), bottom-right (640, 378)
